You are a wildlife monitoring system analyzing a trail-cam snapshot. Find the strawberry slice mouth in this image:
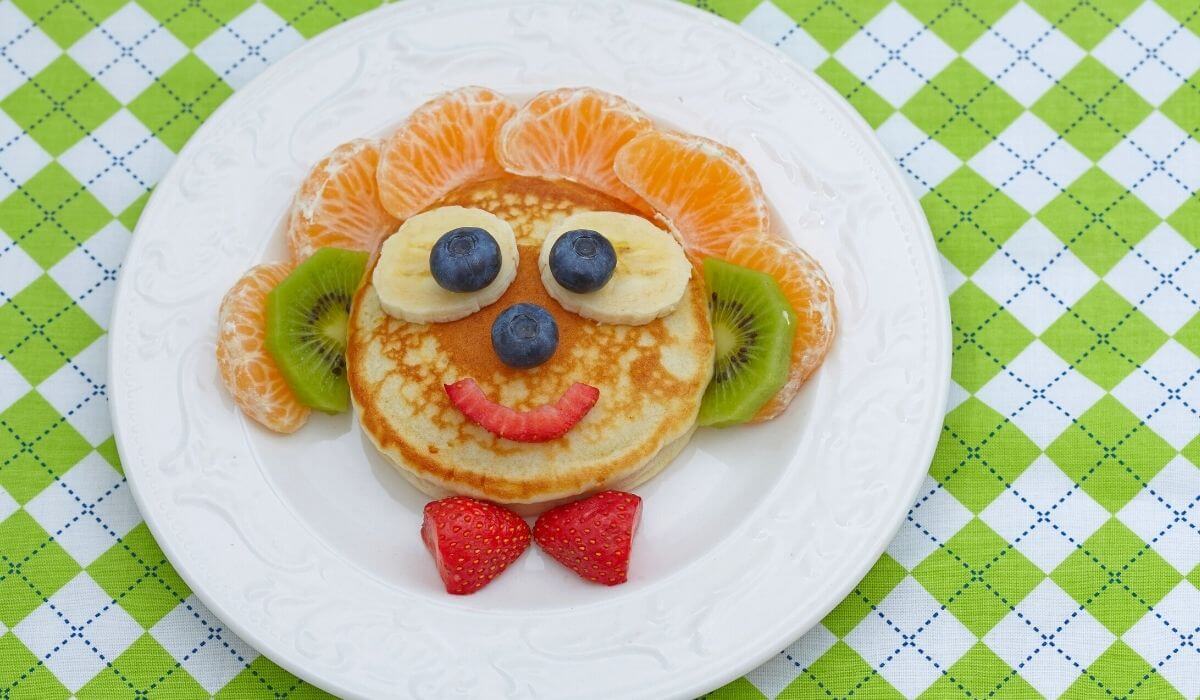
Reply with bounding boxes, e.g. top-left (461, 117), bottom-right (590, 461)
top-left (444, 378), bottom-right (599, 442)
